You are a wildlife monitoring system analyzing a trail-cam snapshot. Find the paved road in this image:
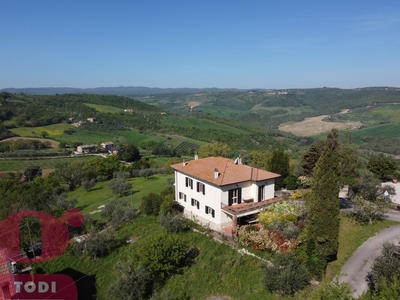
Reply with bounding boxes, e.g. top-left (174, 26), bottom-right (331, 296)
top-left (339, 211), bottom-right (400, 298)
